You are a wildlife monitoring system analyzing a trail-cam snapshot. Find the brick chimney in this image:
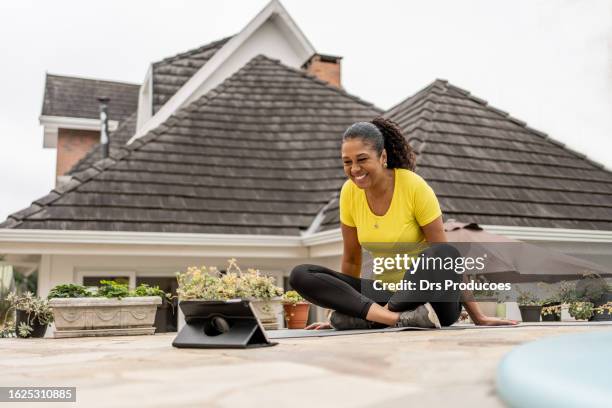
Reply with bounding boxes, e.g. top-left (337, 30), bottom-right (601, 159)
top-left (302, 54), bottom-right (342, 88)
